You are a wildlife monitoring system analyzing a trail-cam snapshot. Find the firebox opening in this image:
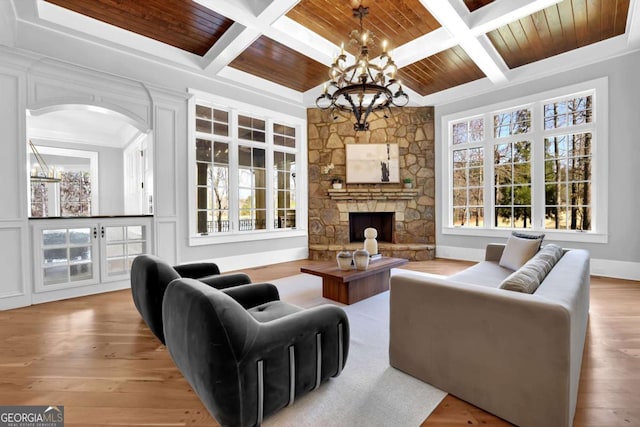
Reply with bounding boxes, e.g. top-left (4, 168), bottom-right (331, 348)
top-left (349, 212), bottom-right (394, 243)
